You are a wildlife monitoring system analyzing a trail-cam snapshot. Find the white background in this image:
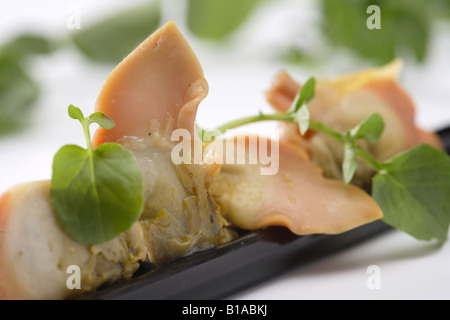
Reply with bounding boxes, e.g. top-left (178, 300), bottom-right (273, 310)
top-left (1, 0), bottom-right (449, 300)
